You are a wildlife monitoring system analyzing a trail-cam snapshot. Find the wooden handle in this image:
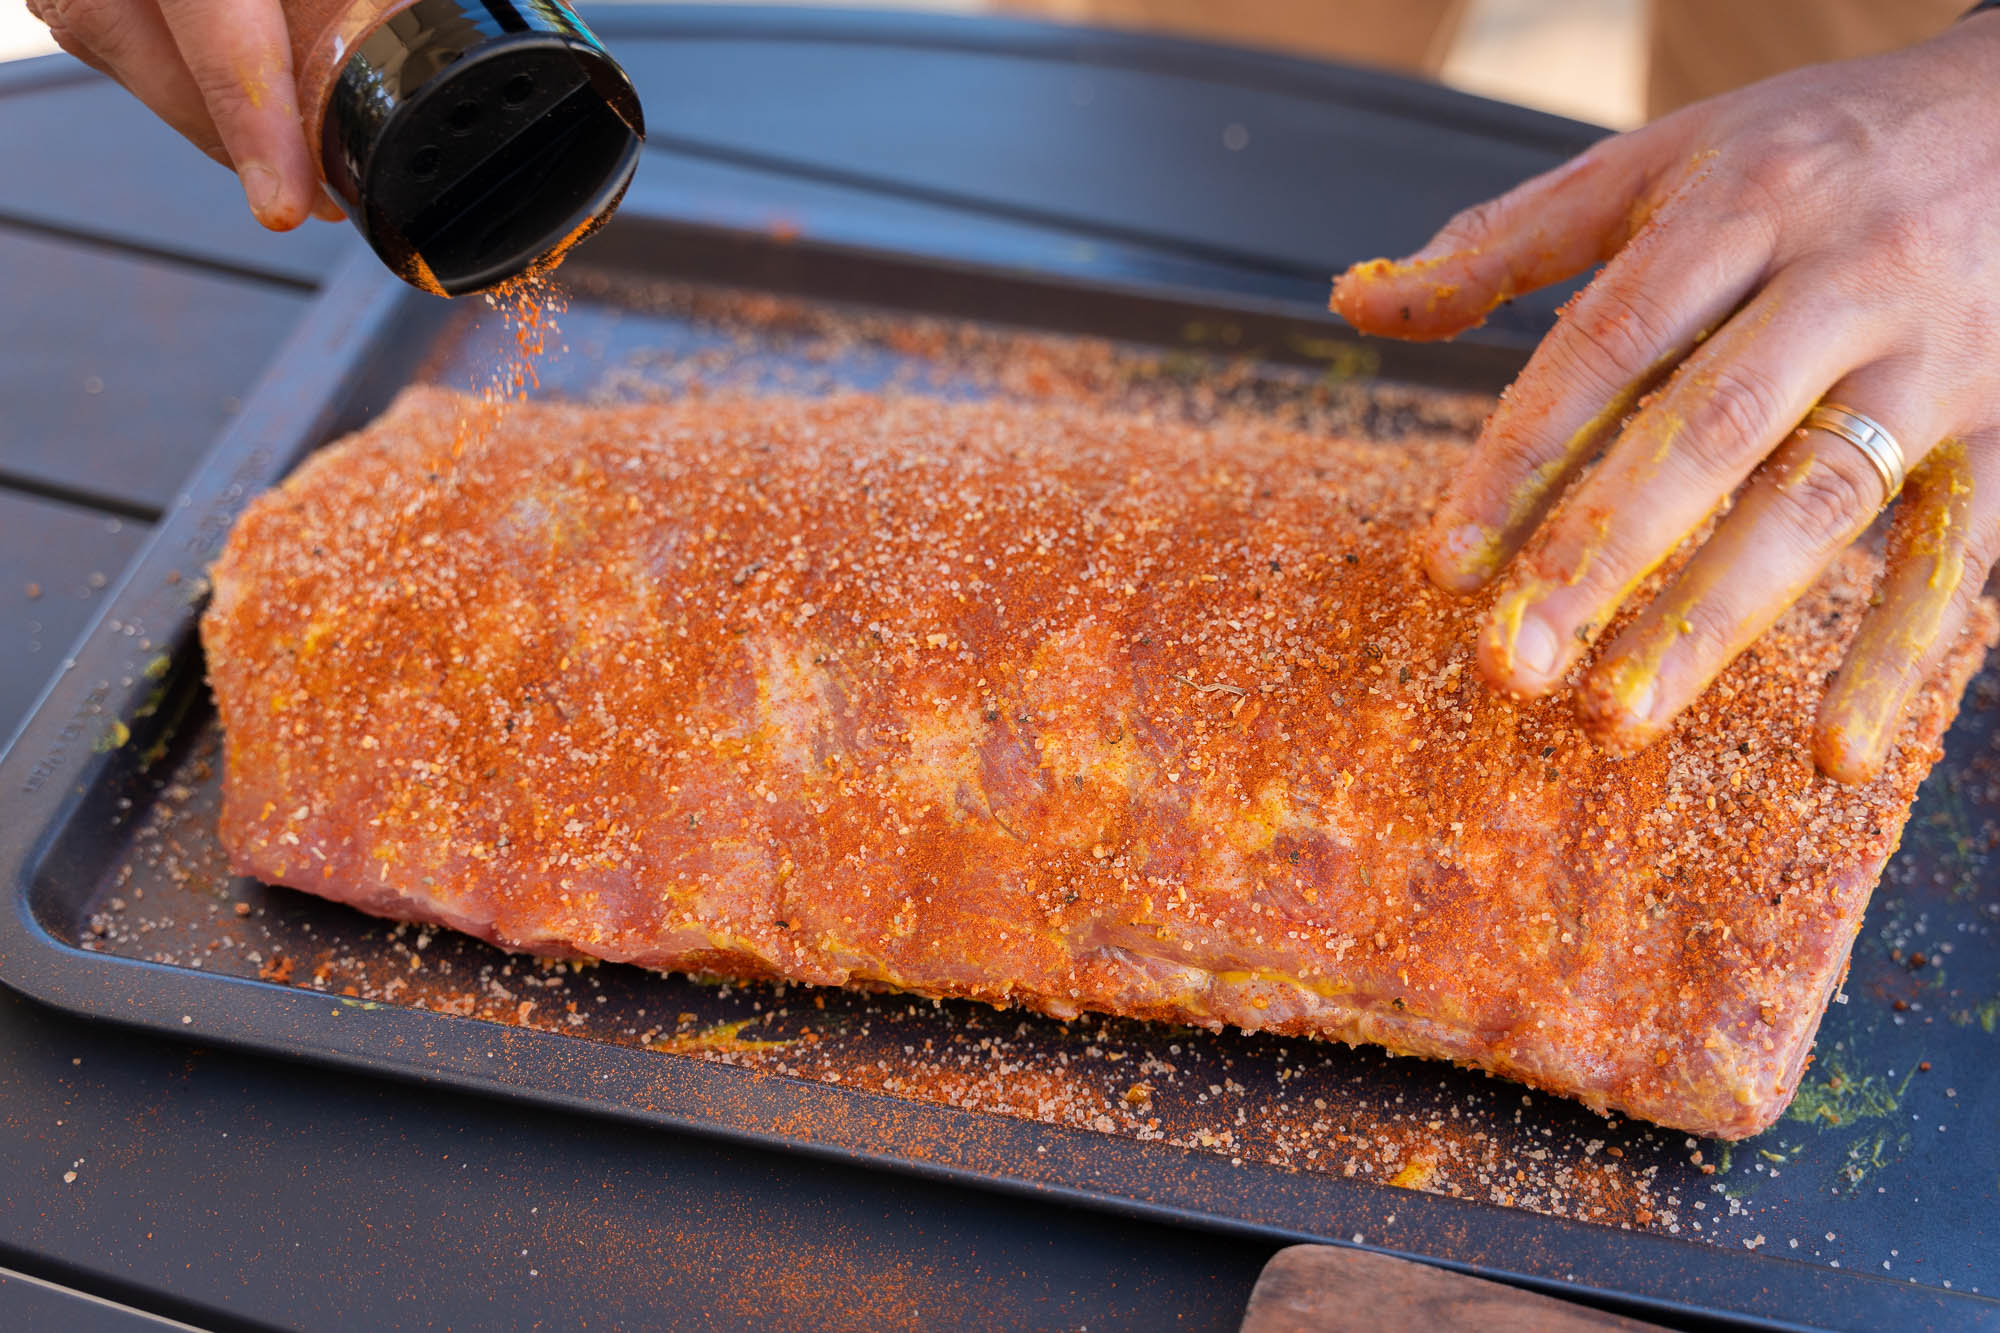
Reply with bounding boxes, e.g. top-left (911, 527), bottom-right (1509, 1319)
top-left (1239, 1246), bottom-right (1669, 1333)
